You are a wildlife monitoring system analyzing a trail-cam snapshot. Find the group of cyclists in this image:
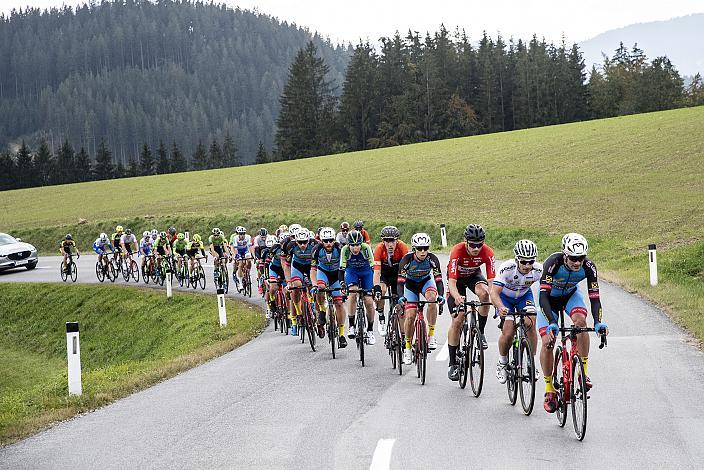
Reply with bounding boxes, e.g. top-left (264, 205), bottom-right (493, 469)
top-left (62, 219), bottom-right (608, 414)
